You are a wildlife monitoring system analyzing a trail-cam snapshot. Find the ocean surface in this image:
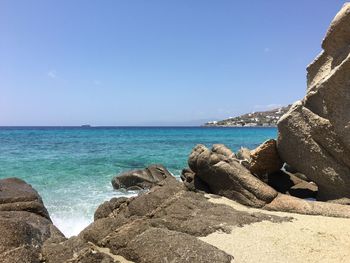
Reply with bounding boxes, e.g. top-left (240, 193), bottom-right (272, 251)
top-left (0, 127), bottom-right (277, 237)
